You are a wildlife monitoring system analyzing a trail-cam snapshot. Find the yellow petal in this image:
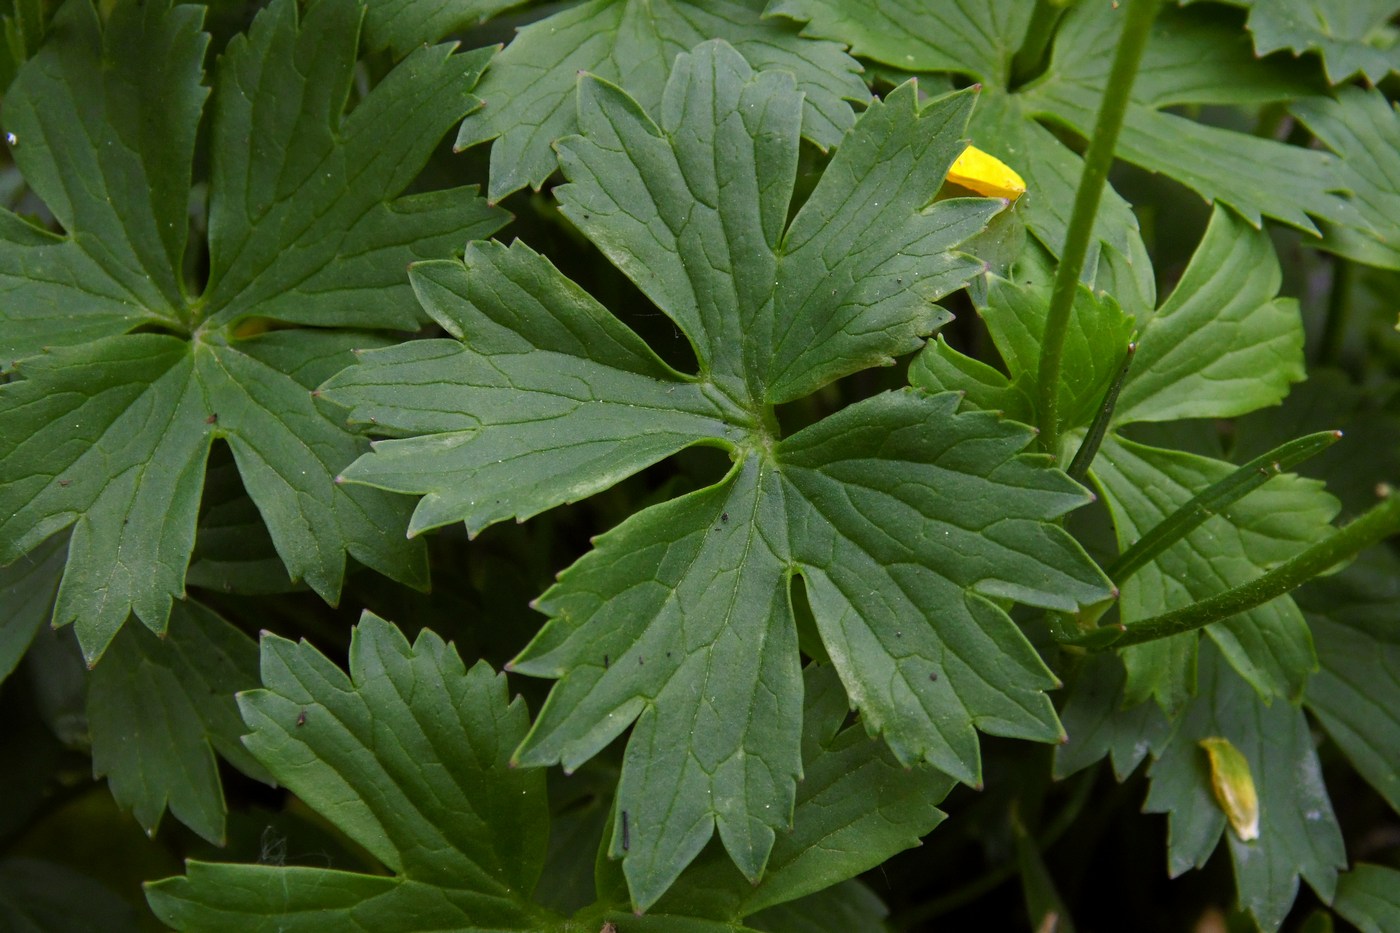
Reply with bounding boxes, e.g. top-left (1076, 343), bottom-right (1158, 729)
top-left (1199, 736), bottom-right (1260, 842)
top-left (947, 144), bottom-right (1027, 201)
